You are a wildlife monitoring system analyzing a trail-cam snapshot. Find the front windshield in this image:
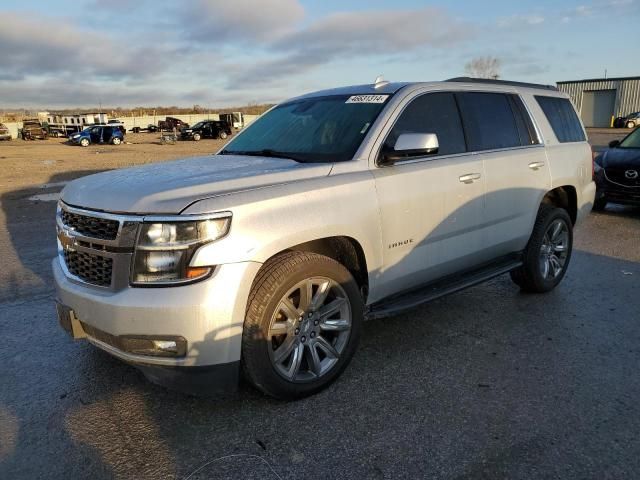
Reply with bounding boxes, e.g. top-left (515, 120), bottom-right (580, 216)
top-left (221, 94), bottom-right (391, 162)
top-left (191, 121), bottom-right (205, 129)
top-left (619, 128), bottom-right (640, 148)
